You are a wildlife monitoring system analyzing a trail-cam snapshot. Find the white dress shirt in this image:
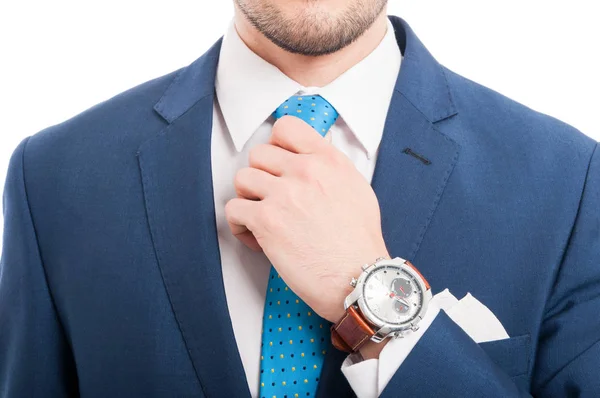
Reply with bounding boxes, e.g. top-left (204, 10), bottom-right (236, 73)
top-left (212, 17), bottom-right (399, 397)
top-left (210, 17), bottom-right (505, 398)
